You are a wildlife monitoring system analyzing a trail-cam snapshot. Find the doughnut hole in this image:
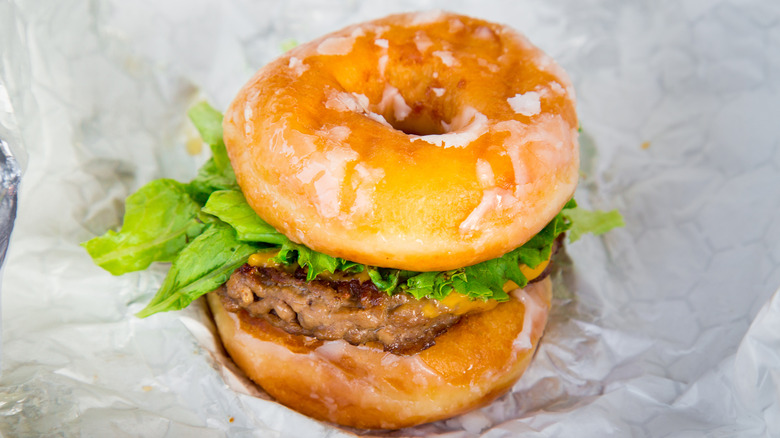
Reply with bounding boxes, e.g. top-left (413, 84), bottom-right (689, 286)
top-left (311, 30), bottom-right (459, 137)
